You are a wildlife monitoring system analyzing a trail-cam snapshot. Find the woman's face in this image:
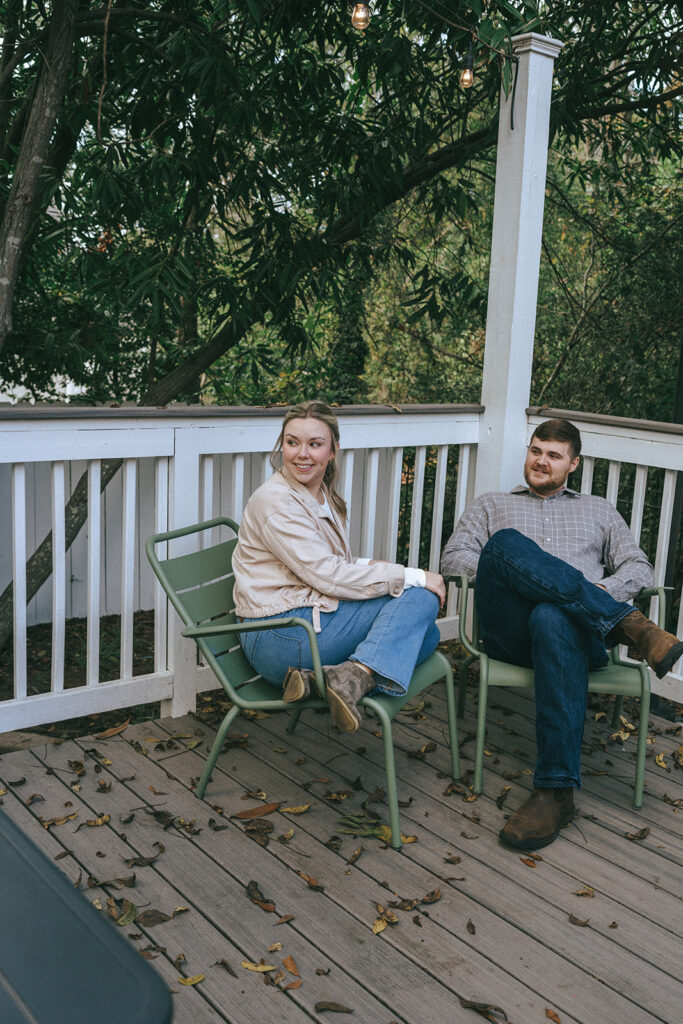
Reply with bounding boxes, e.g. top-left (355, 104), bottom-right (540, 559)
top-left (281, 416), bottom-right (335, 497)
